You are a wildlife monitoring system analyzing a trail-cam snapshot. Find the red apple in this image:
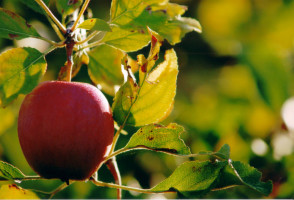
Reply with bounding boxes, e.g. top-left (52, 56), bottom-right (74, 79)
top-left (18, 81), bottom-right (114, 181)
